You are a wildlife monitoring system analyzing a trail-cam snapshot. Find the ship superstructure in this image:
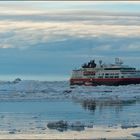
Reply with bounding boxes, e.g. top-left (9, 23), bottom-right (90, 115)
top-left (70, 58), bottom-right (140, 86)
